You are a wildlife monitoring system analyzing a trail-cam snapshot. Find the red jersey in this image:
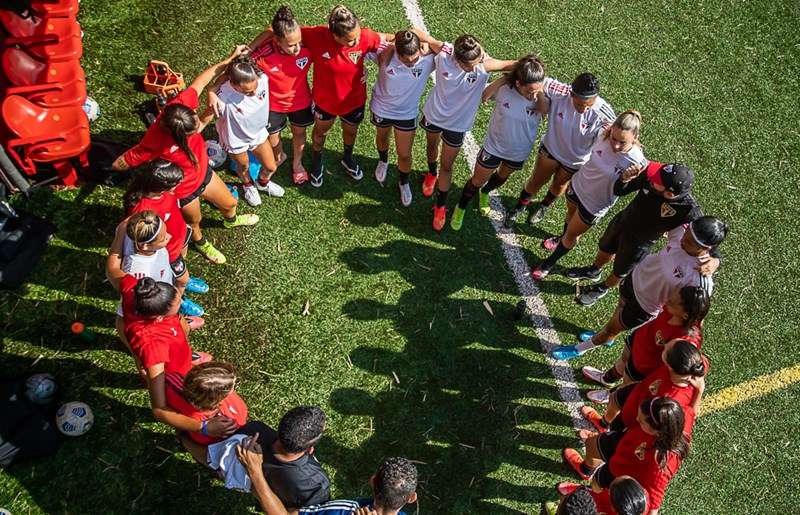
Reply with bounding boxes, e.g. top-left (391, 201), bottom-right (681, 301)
top-left (609, 409), bottom-right (696, 510)
top-left (251, 39), bottom-right (312, 112)
top-left (123, 88), bottom-right (209, 200)
top-left (164, 371), bottom-right (249, 445)
top-left (128, 192), bottom-right (186, 261)
top-left (300, 25), bottom-right (383, 115)
top-left (621, 366), bottom-right (699, 429)
top-left (120, 275), bottom-right (192, 376)
top-left (591, 487), bottom-right (650, 515)
top-left (630, 310), bottom-right (702, 378)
